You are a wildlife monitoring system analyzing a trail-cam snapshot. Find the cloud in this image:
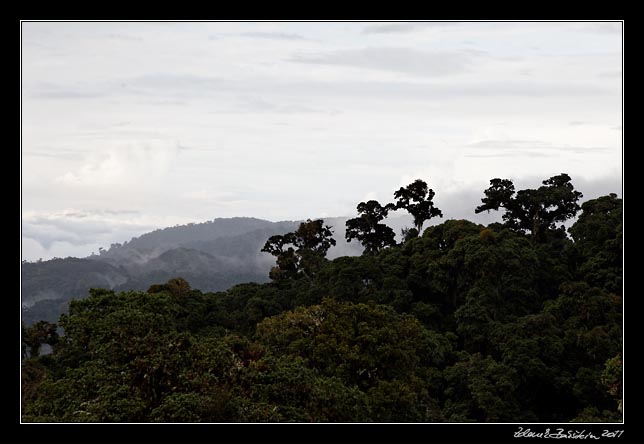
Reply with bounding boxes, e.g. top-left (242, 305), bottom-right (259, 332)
top-left (28, 68), bottom-right (609, 108)
top-left (466, 139), bottom-right (612, 154)
top-left (23, 148), bottom-right (82, 160)
top-left (570, 174), bottom-right (622, 199)
top-left (362, 23), bottom-right (427, 34)
top-left (23, 210), bottom-right (139, 247)
top-left (30, 81), bottom-right (106, 99)
top-left (30, 74), bottom-right (224, 101)
top-left (21, 22), bottom-right (621, 259)
top-left (23, 220), bottom-right (108, 249)
top-left (54, 142), bottom-right (179, 187)
top-left (180, 188), bottom-right (251, 208)
top-left (361, 191), bottom-right (379, 202)
top-left (573, 22), bottom-right (622, 35)
top-left (464, 151), bottom-right (550, 158)
top-left (240, 32), bottom-right (306, 40)
top-left (105, 33), bottom-right (144, 42)
top-left (364, 22), bottom-right (574, 37)
top-left (209, 94), bottom-right (338, 115)
top-left (598, 71), bottom-right (622, 78)
top-left (288, 47), bottom-right (478, 77)
top-left (255, 78), bottom-right (607, 101)
top-left (362, 22), bottom-right (475, 34)
top-left (125, 73), bottom-right (222, 90)
top-left (22, 208), bottom-right (156, 259)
